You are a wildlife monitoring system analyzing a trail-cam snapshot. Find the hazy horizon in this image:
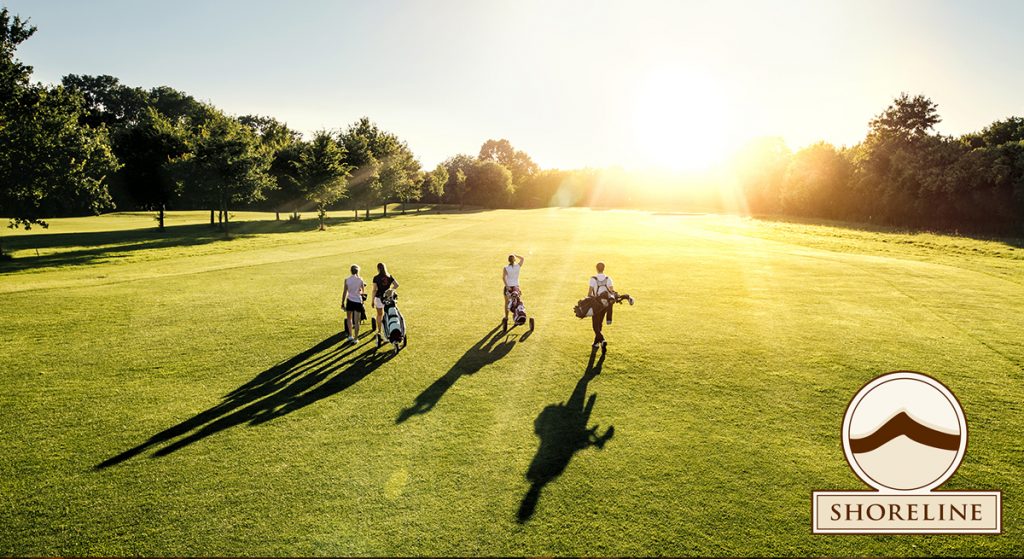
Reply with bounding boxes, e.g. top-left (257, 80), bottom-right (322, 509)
top-left (6, 0), bottom-right (1024, 170)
